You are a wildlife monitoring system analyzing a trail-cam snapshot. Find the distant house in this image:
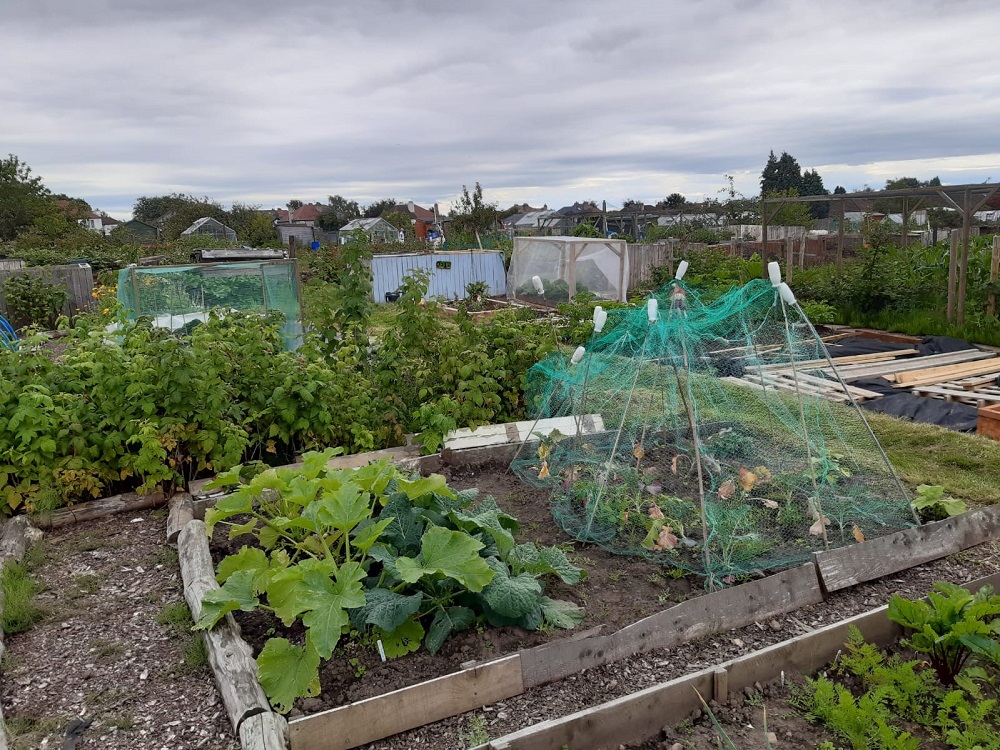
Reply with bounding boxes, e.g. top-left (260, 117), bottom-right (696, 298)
top-left (389, 201), bottom-right (441, 241)
top-left (272, 203), bottom-right (327, 226)
top-left (181, 217), bottom-right (237, 242)
top-left (339, 217), bottom-right (402, 245)
top-left (122, 219), bottom-right (159, 244)
top-left (75, 210), bottom-right (120, 236)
